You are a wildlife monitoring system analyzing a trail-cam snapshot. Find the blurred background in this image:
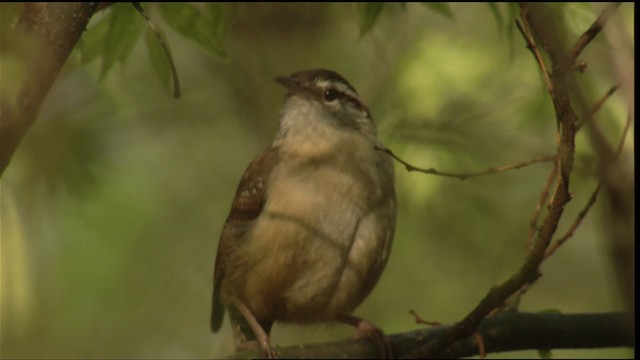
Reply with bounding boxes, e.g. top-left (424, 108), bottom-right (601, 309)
top-left (1, 3), bottom-right (634, 358)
